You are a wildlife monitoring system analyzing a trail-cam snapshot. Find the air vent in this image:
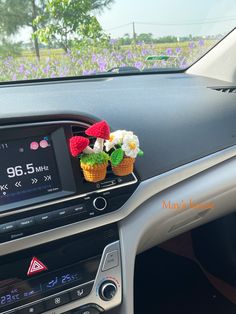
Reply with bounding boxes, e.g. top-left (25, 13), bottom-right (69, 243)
top-left (71, 123), bottom-right (96, 146)
top-left (71, 124), bottom-right (87, 137)
top-left (209, 87), bottom-right (236, 93)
